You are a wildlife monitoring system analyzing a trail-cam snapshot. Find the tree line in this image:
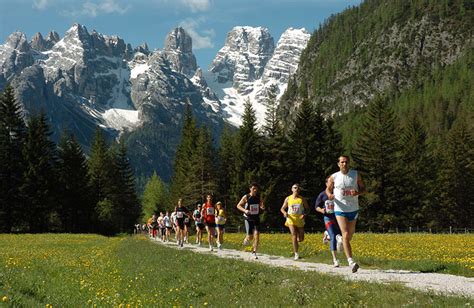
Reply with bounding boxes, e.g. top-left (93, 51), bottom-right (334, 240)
top-left (144, 75), bottom-right (473, 231)
top-left (0, 85), bottom-right (140, 234)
